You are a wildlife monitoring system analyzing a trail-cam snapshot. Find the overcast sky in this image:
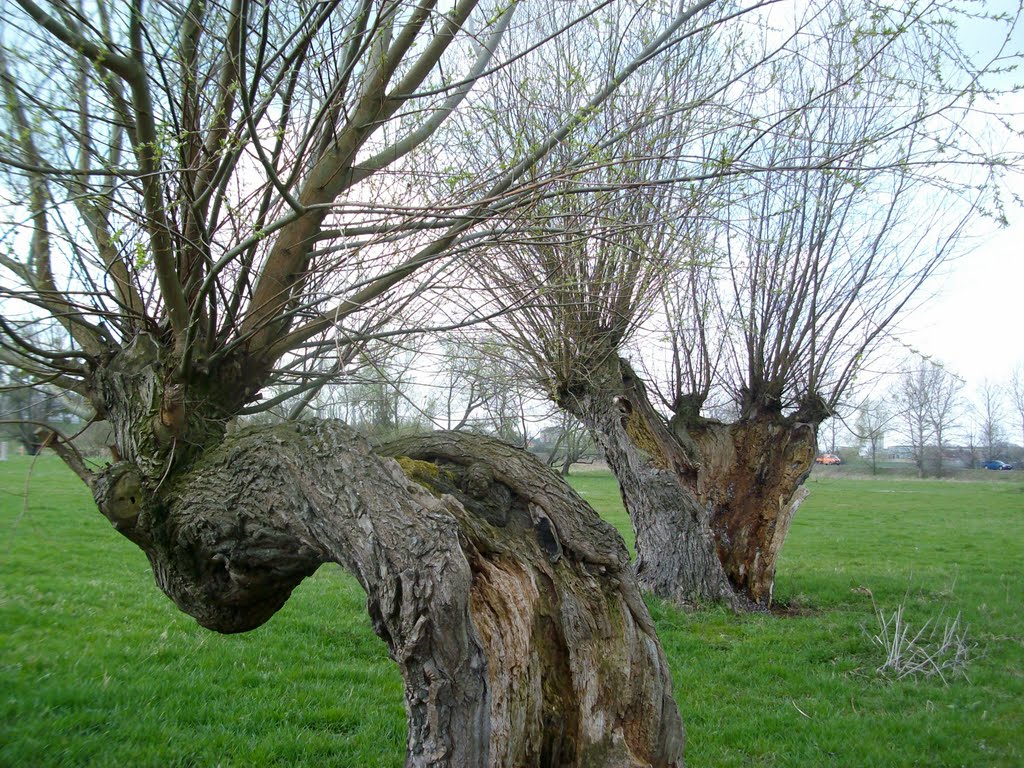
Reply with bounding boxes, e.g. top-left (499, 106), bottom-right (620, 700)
top-left (884, 3), bottom-right (1023, 395)
top-left (899, 215), bottom-right (1023, 389)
